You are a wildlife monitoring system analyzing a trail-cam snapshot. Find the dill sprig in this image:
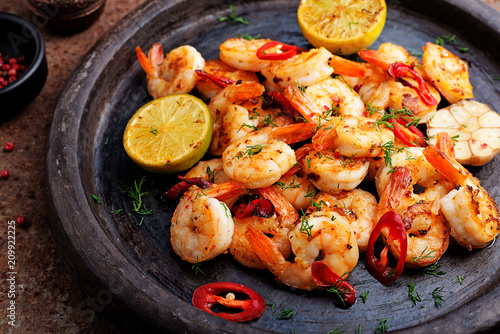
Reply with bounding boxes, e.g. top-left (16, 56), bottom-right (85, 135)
top-left (432, 287), bottom-right (445, 307)
top-left (374, 318), bottom-right (388, 333)
top-left (408, 283), bottom-right (422, 306)
top-left (116, 176), bottom-right (152, 224)
top-left (276, 307), bottom-right (294, 319)
top-left (218, 5), bottom-right (248, 25)
top-left (421, 262), bottom-right (446, 277)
